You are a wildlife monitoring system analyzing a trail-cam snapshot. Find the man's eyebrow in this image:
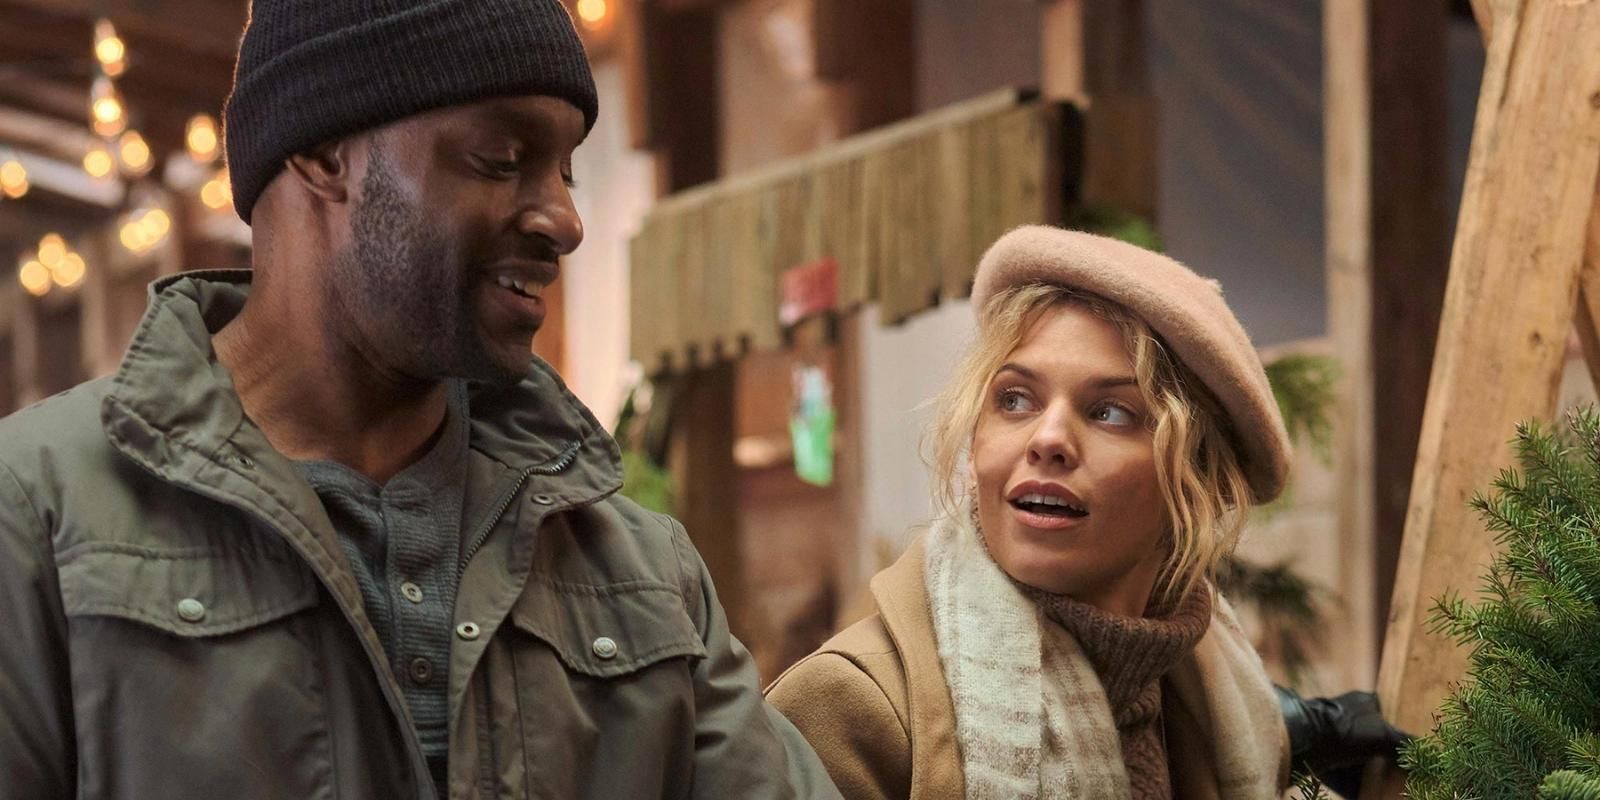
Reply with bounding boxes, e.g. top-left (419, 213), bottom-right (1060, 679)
top-left (468, 102), bottom-right (553, 137)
